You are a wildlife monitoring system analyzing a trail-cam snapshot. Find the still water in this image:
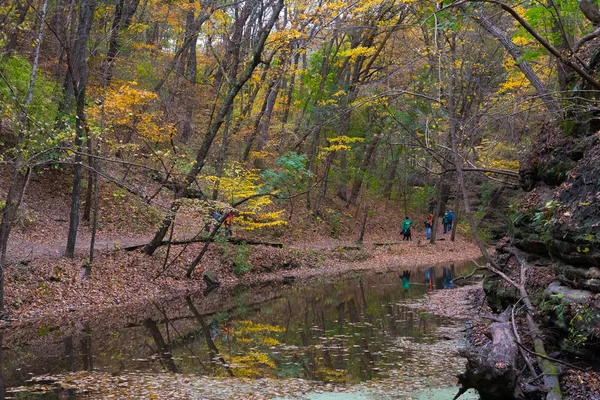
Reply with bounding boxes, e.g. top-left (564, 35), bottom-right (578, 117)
top-left (4, 262), bottom-right (480, 399)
